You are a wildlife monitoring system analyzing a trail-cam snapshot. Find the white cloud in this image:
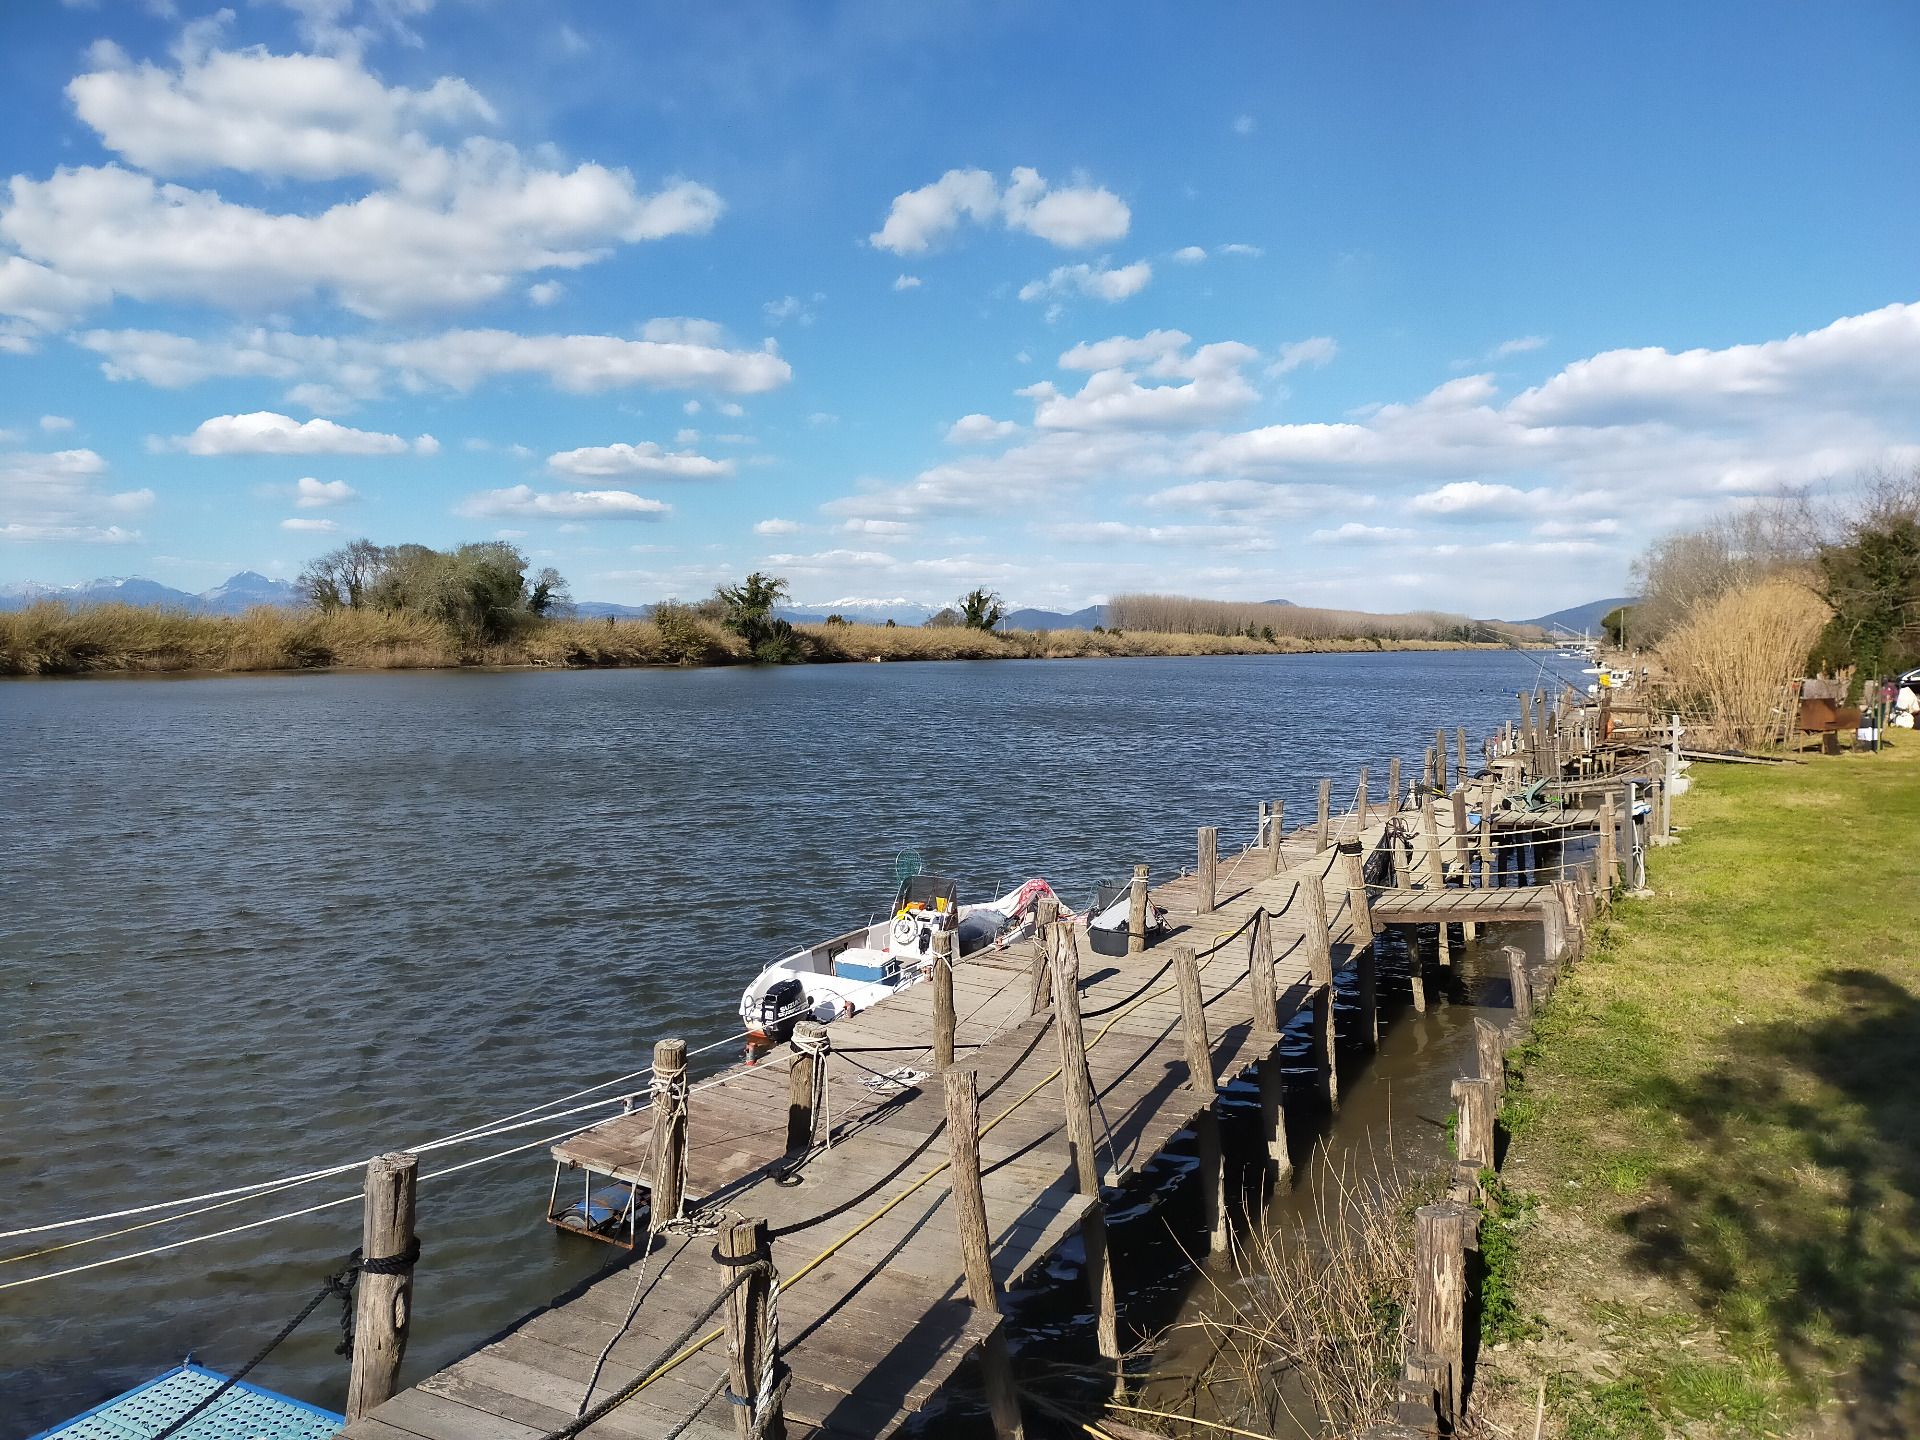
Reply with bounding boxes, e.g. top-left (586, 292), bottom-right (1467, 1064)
top-left (0, 255), bottom-right (108, 338)
top-left (1018, 259), bottom-right (1152, 305)
top-left (545, 441), bottom-right (733, 479)
top-left (1492, 335), bottom-right (1547, 357)
top-left (946, 414), bottom-right (1021, 445)
top-left (1217, 243), bottom-right (1263, 258)
top-left (1270, 336), bottom-right (1338, 374)
top-left (1024, 336), bottom-right (1259, 431)
top-left (168, 410), bottom-right (430, 455)
top-left (0, 446), bottom-right (151, 543)
top-left (1309, 522), bottom-right (1413, 543)
top-left (458, 485), bottom-right (670, 519)
top-left (841, 518), bottom-right (911, 537)
top-left (1232, 114), bottom-right (1256, 136)
top-left (526, 280), bottom-right (564, 306)
top-left (892, 274), bottom-right (922, 291)
top-left (39, 415), bottom-right (75, 432)
top-left (294, 475), bottom-right (357, 507)
top-left (869, 166), bottom-right (1129, 254)
top-left (280, 516), bottom-right (340, 532)
top-left (77, 325), bottom-right (791, 404)
top-left (753, 517), bottom-right (801, 535)
top-left (1408, 481), bottom-right (1547, 516)
top-left (762, 294), bottom-right (814, 325)
top-left (1172, 246), bottom-right (1208, 264)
